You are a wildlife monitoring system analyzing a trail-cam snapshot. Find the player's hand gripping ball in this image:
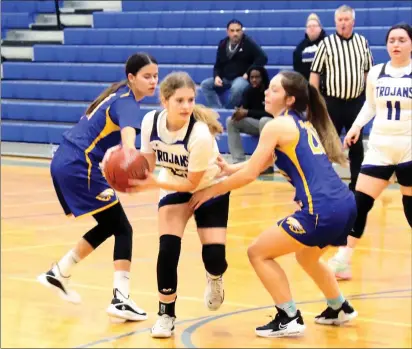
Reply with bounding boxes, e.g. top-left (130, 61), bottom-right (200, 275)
top-left (103, 146), bottom-right (149, 192)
